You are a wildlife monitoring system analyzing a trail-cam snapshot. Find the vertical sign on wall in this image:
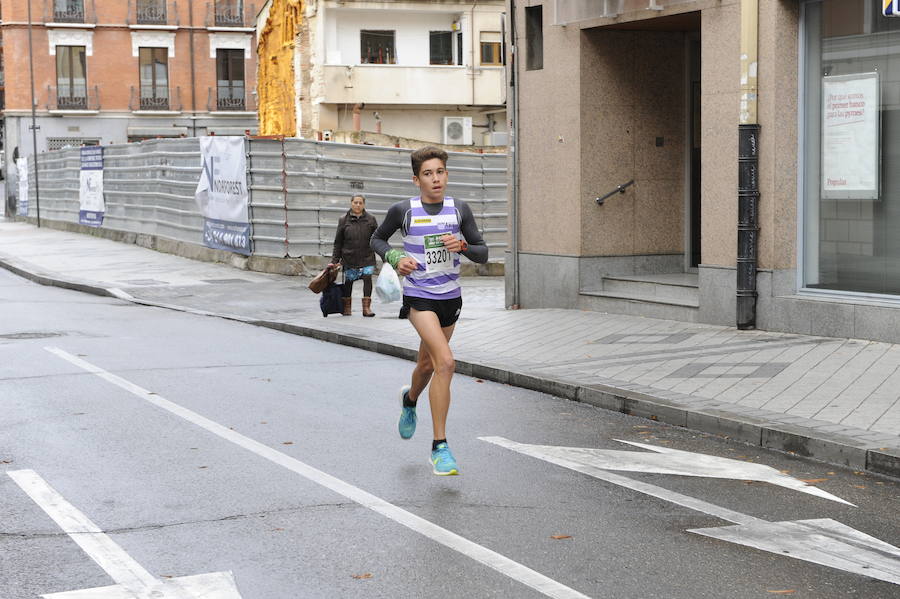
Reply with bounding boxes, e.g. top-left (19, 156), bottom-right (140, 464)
top-left (79, 146), bottom-right (105, 227)
top-left (884, 0), bottom-right (900, 17)
top-left (821, 72), bottom-right (880, 200)
top-left (16, 157), bottom-right (28, 217)
top-left (194, 136), bottom-right (251, 255)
